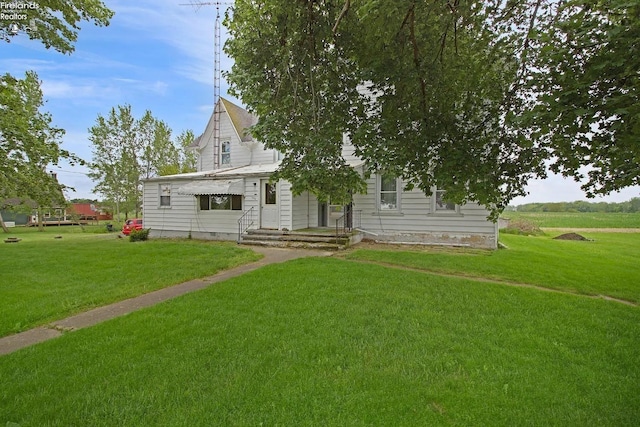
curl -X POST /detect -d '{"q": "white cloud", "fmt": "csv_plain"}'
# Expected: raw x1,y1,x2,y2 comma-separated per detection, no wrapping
110,0,227,86
39,76,169,104
0,58,58,74
40,79,102,99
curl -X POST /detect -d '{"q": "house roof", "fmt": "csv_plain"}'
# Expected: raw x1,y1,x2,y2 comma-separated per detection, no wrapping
220,98,258,143
214,162,281,177
144,165,250,181
70,203,96,216
188,98,258,150
145,160,366,183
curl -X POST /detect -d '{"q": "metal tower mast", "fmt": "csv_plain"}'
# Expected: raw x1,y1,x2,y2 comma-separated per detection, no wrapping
180,1,232,169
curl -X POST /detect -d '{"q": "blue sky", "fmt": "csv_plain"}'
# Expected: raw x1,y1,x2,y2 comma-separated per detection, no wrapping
1,0,638,205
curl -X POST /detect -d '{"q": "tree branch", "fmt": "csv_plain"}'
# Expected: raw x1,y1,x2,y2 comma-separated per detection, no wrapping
332,0,350,34
406,5,428,119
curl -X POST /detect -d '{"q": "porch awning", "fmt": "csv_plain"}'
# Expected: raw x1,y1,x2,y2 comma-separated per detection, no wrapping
177,179,244,196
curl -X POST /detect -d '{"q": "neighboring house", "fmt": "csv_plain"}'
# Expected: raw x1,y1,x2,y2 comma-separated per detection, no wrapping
68,203,113,221
1,174,73,226
143,97,498,248
0,198,34,226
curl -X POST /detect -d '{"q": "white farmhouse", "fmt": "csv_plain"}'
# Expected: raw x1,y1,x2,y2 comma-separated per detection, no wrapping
143,97,498,248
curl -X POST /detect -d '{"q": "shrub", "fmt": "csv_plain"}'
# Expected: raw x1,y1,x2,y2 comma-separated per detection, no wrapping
129,228,150,242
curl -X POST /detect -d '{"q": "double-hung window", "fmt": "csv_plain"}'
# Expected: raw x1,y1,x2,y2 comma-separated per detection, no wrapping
159,184,171,207
221,141,231,165
431,188,458,213
378,174,401,212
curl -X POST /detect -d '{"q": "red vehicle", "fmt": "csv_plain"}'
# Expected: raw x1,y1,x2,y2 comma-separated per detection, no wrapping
122,218,143,235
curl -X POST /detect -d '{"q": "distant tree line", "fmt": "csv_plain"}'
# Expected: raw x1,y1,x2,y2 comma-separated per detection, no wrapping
508,198,640,213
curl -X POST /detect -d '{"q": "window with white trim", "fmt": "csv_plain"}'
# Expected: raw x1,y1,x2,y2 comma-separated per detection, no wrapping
221,141,231,165
159,184,171,207
198,195,242,211
378,174,400,212
432,188,458,213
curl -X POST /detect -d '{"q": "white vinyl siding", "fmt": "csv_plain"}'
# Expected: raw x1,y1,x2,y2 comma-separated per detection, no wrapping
292,191,318,230
353,176,497,247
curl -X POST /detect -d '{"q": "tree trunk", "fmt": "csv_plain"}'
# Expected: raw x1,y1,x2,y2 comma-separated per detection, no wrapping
0,211,9,233
37,207,44,231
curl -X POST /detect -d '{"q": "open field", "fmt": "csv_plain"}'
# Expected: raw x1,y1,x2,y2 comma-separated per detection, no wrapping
344,233,640,304
500,211,640,228
0,227,261,337
1,257,638,425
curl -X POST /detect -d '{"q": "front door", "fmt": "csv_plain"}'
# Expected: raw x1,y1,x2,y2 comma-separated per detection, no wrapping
261,179,279,229
318,202,328,227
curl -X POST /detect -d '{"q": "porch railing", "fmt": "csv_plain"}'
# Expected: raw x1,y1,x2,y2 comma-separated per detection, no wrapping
237,207,255,243
335,206,361,237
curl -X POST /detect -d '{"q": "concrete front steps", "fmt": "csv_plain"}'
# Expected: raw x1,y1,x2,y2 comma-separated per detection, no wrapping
239,229,361,250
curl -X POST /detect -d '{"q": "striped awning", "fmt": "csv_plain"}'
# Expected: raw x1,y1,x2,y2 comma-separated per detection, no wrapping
177,179,244,196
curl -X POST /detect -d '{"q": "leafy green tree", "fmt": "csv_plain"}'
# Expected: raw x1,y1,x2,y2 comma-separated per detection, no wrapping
88,105,140,218
89,106,188,216
157,129,199,176
523,0,640,198
175,130,198,174
224,1,544,215
224,0,639,218
0,71,72,231
1,0,114,54
138,111,178,179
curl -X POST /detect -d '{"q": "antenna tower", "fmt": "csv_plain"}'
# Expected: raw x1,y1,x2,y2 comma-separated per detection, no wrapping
180,1,232,169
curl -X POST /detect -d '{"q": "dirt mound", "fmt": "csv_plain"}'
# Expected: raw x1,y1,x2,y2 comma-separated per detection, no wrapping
553,233,590,241
501,219,544,236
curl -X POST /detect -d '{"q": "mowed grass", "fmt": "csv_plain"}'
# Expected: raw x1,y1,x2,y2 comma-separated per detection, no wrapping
0,258,638,426
343,233,640,303
501,211,640,228
0,228,261,337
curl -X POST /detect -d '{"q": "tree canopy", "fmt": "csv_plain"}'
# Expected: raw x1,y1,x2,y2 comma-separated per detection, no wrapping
0,71,71,231
224,0,639,218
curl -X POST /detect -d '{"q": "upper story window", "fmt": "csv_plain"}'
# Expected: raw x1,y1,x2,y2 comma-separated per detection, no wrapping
378,173,400,212
159,184,171,207
432,188,458,213
221,141,231,165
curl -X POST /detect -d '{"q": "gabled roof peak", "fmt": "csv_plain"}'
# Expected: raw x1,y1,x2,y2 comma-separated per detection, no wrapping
218,97,258,142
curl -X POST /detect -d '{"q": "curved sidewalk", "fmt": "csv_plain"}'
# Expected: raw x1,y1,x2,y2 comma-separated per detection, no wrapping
0,246,331,356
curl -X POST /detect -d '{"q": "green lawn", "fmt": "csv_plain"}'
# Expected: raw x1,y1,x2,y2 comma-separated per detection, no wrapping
501,211,640,228
344,233,640,304
1,258,638,426
0,227,261,337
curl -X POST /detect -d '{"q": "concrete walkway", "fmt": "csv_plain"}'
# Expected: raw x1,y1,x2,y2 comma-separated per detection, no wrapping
0,246,331,356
